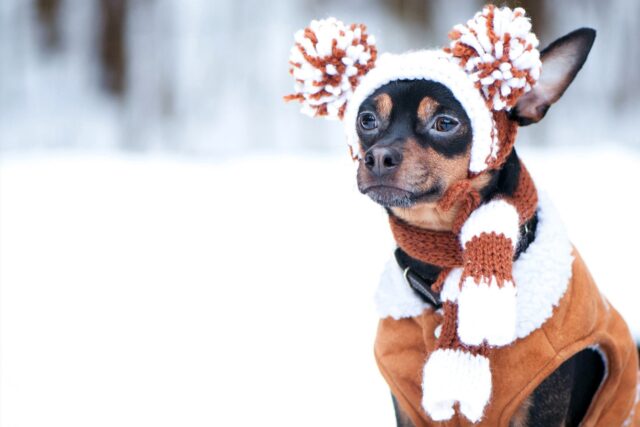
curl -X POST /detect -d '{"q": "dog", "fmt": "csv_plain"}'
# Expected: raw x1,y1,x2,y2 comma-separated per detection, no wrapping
356,28,635,427
356,33,604,426
286,7,639,426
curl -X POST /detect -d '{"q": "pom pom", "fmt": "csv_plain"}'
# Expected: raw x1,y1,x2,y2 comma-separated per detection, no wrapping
284,17,377,120
446,5,542,111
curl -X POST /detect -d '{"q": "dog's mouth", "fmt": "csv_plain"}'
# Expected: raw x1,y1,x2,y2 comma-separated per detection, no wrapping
360,184,441,207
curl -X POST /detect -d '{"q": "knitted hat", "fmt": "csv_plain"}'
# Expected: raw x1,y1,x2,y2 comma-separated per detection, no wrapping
285,5,542,173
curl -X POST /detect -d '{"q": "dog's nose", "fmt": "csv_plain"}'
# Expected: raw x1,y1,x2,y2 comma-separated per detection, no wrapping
364,147,402,177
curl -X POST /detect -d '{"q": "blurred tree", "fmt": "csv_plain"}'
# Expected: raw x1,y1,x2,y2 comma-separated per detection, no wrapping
100,0,127,96
381,0,431,28
35,0,62,50
380,0,546,40
11,0,639,152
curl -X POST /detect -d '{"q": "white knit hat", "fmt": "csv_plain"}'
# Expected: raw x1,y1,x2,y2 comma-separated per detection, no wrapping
285,5,542,173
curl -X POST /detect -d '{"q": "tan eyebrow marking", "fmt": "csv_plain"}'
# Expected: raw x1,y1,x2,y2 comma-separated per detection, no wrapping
374,93,393,121
418,97,439,124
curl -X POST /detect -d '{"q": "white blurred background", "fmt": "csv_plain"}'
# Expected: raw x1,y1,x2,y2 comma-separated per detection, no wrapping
0,1,639,426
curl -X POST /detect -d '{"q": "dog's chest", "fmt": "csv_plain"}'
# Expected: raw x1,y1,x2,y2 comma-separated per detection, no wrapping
375,193,573,340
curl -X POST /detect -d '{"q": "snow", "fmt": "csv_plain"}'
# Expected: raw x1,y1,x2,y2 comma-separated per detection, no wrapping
0,147,638,426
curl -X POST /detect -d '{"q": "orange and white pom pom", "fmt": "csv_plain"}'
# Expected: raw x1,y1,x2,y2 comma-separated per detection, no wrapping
285,18,377,120
447,5,542,111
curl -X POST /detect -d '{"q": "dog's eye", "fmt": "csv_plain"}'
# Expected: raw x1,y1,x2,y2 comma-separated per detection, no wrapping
432,116,459,133
358,112,378,131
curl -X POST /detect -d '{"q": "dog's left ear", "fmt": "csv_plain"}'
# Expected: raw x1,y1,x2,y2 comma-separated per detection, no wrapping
511,28,596,126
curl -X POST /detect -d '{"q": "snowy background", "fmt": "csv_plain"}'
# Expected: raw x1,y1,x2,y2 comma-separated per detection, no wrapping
1,1,639,426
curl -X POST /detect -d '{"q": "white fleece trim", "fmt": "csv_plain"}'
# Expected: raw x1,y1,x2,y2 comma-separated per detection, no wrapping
459,199,520,246
457,277,517,346
422,348,491,422
374,257,431,320
344,50,496,173
376,192,573,340
512,192,573,339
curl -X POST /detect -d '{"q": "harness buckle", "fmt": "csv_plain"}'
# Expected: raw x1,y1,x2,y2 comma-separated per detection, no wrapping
403,267,442,309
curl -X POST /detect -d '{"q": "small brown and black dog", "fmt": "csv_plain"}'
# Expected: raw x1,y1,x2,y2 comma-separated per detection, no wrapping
355,29,606,427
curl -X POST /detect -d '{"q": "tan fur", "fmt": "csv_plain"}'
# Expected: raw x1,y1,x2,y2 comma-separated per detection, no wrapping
509,396,532,427
358,94,492,231
393,203,457,231
390,139,492,231
417,97,438,124
375,93,393,121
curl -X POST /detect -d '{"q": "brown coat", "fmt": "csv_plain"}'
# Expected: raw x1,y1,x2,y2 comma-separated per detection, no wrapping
375,252,640,426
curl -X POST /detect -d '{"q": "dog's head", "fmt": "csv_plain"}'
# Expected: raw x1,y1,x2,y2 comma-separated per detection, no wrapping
355,28,595,210
355,79,473,208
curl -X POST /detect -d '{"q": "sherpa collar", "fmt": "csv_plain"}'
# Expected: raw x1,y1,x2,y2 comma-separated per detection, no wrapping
375,190,573,340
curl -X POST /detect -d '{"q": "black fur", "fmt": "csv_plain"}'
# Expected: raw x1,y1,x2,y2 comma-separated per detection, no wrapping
357,80,472,158
356,79,477,208
519,348,605,427
563,348,606,425
485,148,521,199
392,394,415,427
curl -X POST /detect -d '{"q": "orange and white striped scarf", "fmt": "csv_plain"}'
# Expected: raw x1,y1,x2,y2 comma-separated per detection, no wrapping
388,161,538,422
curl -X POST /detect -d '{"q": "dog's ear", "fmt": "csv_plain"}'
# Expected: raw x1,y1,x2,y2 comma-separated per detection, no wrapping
511,28,596,126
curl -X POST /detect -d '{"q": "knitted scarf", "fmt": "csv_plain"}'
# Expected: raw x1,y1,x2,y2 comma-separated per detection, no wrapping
389,163,538,353
388,161,539,421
